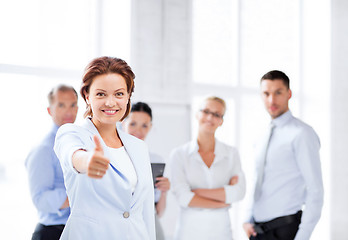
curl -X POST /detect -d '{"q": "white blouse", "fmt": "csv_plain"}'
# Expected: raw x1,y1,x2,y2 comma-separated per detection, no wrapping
170,139,246,240
107,146,138,193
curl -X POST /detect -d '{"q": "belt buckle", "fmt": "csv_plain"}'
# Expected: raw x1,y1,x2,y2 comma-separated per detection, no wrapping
254,224,265,234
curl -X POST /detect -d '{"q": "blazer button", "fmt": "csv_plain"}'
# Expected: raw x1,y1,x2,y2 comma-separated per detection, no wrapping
123,211,130,218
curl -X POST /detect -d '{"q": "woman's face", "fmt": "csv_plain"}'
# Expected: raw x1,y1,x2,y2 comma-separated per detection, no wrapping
86,73,129,127
124,111,152,141
197,99,225,134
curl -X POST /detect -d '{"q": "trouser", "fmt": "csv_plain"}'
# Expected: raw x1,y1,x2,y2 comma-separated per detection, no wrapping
250,211,302,240
31,223,65,240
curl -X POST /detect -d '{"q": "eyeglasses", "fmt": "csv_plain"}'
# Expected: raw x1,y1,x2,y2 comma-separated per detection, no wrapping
200,109,224,119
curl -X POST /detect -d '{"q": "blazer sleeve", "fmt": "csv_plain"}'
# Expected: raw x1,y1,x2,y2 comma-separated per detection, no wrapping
54,124,88,175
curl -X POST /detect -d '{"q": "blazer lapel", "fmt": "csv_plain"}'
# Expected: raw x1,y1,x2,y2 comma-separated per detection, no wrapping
81,119,146,206
81,118,131,185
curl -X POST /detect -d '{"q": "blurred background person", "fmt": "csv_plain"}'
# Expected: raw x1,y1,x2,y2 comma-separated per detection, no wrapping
54,57,155,240
25,84,78,240
123,101,171,240
243,70,324,240
170,96,246,240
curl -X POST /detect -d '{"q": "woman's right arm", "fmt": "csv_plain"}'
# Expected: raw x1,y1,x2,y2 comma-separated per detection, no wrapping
54,125,109,179
72,136,109,178
71,150,90,173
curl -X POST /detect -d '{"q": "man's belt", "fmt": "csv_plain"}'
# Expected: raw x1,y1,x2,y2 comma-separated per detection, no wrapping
254,211,302,234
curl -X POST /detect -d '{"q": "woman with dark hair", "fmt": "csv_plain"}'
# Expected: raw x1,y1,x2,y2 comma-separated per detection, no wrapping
123,102,170,240
54,57,155,240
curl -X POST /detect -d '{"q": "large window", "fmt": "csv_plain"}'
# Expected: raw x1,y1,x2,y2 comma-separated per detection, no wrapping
0,1,130,239
192,0,330,239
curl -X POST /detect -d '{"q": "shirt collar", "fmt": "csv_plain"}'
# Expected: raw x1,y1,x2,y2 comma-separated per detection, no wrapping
188,140,199,155
52,123,60,133
188,138,226,158
271,110,293,128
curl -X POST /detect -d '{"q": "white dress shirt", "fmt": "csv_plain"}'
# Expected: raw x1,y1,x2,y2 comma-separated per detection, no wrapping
170,139,246,240
107,146,138,193
249,110,324,240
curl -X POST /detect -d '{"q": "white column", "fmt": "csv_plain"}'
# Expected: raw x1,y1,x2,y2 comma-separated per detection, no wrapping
131,1,192,239
331,0,348,238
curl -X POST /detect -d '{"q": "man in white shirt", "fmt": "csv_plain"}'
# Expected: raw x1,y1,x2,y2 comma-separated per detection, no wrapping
243,70,324,240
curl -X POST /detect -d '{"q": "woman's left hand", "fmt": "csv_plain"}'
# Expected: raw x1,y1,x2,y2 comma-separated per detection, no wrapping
155,177,170,192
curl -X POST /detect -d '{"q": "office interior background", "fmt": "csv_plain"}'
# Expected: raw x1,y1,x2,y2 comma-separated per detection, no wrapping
0,0,347,239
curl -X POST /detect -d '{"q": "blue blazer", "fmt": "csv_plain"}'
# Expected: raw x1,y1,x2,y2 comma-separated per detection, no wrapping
54,118,155,240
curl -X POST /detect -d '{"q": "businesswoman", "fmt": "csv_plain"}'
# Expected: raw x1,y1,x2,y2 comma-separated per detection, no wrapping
123,102,170,240
54,57,155,240
170,96,246,240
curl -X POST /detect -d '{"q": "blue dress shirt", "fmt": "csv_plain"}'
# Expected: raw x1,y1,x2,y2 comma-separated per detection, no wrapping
25,124,70,225
248,110,324,240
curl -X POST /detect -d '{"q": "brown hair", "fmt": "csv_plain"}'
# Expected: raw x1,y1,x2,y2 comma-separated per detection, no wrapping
80,56,135,121
261,70,290,89
48,84,78,106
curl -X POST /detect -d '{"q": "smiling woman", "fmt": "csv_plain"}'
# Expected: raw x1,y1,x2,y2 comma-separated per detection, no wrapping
53,57,156,240
86,73,129,128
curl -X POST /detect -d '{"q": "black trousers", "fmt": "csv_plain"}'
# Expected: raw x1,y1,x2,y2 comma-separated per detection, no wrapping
250,213,301,240
31,223,65,240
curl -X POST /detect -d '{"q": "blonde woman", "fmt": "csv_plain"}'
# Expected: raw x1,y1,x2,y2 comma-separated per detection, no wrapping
170,96,246,240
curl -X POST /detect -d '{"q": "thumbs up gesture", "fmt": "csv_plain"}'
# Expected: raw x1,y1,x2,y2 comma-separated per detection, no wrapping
87,135,110,179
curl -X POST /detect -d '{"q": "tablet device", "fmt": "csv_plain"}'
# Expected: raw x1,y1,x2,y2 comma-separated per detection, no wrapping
151,163,165,186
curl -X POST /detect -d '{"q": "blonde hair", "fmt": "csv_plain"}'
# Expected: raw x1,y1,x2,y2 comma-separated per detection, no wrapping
204,96,226,113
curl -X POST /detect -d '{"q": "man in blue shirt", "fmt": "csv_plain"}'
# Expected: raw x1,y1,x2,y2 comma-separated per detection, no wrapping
26,84,78,240
243,70,324,240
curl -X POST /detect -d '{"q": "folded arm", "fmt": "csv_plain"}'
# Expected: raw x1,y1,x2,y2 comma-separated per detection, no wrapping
188,194,230,208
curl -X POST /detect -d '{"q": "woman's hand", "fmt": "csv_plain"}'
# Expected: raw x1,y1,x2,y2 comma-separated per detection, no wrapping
155,177,170,192
87,136,110,179
229,175,239,185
